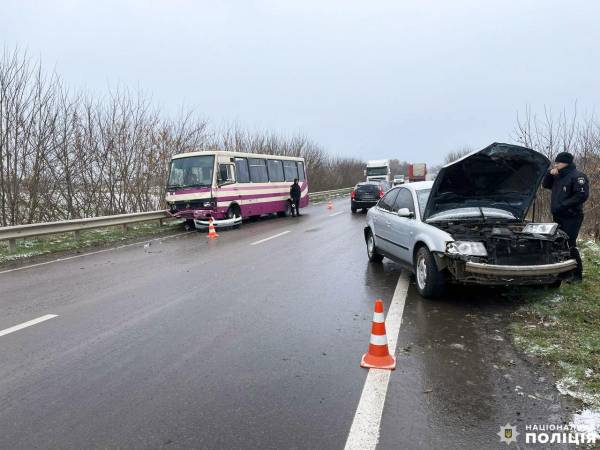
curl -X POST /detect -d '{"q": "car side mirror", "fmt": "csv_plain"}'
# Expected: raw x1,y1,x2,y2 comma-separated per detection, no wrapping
397,208,414,218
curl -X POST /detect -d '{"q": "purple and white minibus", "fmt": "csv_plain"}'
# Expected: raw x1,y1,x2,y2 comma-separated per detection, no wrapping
165,151,309,228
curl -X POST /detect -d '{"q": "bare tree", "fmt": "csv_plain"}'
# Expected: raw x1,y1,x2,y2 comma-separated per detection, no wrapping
0,47,362,226
515,105,600,236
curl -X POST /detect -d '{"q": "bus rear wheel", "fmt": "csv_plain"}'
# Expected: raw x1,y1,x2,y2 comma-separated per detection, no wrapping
277,201,292,217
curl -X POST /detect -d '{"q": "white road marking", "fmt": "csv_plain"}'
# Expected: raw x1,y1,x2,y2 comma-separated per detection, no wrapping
249,230,291,246
344,271,410,450
0,314,58,338
0,232,190,276
329,211,344,217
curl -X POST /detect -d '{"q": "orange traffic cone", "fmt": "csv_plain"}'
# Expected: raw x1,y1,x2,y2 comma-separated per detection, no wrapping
360,299,396,370
207,218,219,239
327,199,333,210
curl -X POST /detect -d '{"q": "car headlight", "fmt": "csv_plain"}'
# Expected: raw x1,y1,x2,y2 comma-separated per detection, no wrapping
523,222,558,235
446,241,488,257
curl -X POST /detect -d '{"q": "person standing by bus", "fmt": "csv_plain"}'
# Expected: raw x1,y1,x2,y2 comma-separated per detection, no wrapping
542,152,589,281
290,179,302,217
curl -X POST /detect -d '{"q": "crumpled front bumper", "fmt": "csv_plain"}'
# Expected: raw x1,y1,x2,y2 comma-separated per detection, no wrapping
167,208,224,221
465,259,577,276
194,216,242,229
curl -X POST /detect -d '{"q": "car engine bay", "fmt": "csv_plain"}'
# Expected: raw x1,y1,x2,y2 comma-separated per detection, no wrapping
432,220,573,284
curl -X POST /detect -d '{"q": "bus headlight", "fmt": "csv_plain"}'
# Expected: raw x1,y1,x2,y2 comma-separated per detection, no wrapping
446,241,488,257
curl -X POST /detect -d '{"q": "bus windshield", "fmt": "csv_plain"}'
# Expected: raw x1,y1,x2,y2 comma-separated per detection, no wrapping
167,155,215,188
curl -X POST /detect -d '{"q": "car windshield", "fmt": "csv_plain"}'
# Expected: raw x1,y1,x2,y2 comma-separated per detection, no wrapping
167,155,215,188
416,189,431,217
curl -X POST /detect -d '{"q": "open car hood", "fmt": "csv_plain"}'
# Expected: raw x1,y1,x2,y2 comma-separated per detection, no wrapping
423,143,550,222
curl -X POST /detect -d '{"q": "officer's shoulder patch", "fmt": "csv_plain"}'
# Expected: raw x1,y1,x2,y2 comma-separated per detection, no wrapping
578,177,586,185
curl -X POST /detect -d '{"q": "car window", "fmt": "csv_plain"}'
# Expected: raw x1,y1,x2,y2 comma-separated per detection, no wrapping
393,188,415,214
378,189,398,211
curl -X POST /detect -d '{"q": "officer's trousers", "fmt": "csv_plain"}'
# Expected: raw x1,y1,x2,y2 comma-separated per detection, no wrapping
553,214,584,279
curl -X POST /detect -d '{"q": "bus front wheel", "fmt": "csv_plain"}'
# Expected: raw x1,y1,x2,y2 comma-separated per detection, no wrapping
227,205,242,229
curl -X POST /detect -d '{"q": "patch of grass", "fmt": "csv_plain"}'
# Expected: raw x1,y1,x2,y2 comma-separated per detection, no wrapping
511,240,600,407
0,220,183,265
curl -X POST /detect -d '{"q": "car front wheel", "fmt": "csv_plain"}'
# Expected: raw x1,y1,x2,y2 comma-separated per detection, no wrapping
414,246,445,298
366,230,383,263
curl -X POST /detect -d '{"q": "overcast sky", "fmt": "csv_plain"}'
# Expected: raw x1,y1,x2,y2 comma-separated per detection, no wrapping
2,0,599,164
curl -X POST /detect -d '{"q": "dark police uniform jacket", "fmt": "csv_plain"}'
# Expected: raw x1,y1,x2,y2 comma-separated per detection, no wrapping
290,183,301,200
542,164,589,218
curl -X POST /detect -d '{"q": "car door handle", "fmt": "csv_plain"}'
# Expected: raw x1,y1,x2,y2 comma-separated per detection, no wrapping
385,221,391,226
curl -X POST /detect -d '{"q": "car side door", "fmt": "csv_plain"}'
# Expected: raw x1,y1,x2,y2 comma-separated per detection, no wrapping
372,188,399,254
387,188,417,263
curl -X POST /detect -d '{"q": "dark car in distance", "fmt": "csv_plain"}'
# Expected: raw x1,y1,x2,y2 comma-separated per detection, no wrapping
351,181,390,213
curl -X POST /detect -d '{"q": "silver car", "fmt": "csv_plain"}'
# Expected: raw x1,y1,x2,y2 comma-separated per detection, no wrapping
364,143,578,298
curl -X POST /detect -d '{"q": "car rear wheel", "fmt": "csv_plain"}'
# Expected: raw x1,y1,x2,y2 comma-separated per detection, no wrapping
185,219,195,231
414,246,445,298
351,206,357,213
366,230,383,263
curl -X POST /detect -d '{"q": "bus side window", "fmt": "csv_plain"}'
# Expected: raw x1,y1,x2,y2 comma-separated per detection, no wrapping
297,161,305,181
218,164,235,184
283,161,298,182
235,158,250,183
249,158,268,183
267,160,284,182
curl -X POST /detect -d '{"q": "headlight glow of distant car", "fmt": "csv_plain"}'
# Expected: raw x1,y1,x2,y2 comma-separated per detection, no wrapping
446,241,488,257
523,222,558,235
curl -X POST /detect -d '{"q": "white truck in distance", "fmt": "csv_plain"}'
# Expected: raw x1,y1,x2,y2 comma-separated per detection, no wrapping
365,159,391,182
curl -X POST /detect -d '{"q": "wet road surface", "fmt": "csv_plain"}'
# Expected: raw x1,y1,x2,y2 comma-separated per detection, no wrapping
379,284,572,449
0,199,571,449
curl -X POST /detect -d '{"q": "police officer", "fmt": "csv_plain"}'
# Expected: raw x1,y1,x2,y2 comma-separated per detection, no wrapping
542,152,589,280
290,178,302,217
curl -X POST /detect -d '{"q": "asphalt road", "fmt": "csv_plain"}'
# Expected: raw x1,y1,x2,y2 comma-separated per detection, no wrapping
0,199,572,449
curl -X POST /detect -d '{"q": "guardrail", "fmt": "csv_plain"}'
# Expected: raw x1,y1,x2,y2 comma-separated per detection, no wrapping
308,187,353,201
0,187,353,252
